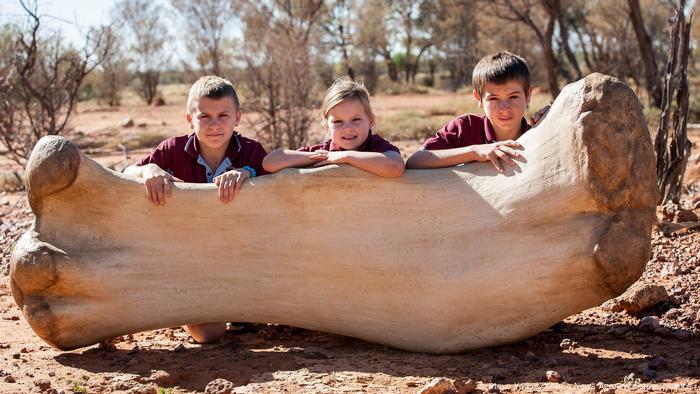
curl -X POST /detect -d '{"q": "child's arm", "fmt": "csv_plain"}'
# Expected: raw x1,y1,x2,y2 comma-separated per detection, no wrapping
123,163,182,205
405,140,523,173
311,150,405,178
262,149,323,173
212,168,252,204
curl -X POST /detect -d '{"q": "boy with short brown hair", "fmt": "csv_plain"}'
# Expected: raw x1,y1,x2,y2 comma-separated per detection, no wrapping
124,75,268,343
406,51,544,172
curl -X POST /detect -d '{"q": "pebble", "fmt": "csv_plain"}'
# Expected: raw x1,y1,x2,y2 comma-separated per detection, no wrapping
559,338,577,350
545,370,562,382
638,316,661,332
648,356,668,370
486,383,500,393
173,343,186,353
417,378,456,394
4,375,16,383
607,326,631,337
204,378,235,394
454,378,478,393
34,378,51,391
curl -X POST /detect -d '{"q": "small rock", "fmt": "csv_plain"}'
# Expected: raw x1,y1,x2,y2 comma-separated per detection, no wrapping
128,345,140,355
638,316,661,332
417,378,457,394
454,378,478,394
608,326,631,337
4,375,15,383
34,378,51,391
486,383,500,393
204,378,235,394
664,308,682,320
639,368,657,381
11,353,20,359
648,356,668,370
406,381,420,387
545,370,562,382
173,343,186,353
559,338,577,350
605,283,669,315
121,118,135,128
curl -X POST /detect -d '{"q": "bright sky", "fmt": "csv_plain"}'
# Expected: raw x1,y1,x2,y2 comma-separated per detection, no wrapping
1,0,117,46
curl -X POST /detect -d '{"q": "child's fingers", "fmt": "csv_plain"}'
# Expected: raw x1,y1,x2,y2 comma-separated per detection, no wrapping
496,149,516,166
218,179,227,202
498,146,522,158
308,153,327,160
489,154,504,173
165,179,173,198
500,140,523,149
233,173,245,196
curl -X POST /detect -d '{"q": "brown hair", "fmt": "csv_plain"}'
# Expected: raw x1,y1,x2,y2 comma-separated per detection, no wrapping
187,75,240,114
472,51,531,98
321,77,375,124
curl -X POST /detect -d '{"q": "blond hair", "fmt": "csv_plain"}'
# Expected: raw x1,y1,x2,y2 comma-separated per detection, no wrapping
187,75,240,114
472,51,531,98
321,77,375,124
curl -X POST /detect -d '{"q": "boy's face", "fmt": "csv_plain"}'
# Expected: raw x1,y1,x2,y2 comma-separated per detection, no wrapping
474,80,531,139
325,99,374,150
186,96,241,153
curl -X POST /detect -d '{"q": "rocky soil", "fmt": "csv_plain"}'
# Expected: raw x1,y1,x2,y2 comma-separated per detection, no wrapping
0,106,699,393
1,184,700,393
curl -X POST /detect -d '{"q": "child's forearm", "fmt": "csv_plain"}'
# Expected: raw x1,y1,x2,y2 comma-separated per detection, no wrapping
345,152,405,178
405,147,477,169
262,149,316,173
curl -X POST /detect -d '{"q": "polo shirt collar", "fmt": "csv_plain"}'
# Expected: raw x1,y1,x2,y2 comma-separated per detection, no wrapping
184,132,242,160
326,130,374,151
483,118,530,143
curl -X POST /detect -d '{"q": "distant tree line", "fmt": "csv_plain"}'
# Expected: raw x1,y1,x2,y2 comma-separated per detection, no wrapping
0,0,696,166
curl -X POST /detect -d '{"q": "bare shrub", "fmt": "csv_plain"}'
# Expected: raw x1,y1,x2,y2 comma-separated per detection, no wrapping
241,1,324,150
112,0,171,105
0,1,112,164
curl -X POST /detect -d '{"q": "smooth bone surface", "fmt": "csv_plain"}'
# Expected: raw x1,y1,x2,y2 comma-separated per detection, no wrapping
11,74,656,353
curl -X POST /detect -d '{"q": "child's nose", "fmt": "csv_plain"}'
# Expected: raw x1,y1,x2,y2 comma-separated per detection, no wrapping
498,100,511,110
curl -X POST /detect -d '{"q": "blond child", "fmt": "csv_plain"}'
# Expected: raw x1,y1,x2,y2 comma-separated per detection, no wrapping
263,78,404,177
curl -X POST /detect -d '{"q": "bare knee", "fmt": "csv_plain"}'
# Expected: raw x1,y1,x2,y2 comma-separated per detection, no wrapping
183,322,226,344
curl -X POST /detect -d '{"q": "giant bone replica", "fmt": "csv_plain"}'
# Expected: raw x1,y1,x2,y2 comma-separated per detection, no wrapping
11,74,656,353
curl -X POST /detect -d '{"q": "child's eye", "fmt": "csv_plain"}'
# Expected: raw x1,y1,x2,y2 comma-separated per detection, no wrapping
333,120,343,124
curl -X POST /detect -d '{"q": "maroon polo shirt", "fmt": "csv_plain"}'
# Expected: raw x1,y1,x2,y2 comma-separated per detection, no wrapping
135,132,269,183
297,131,400,154
422,114,530,150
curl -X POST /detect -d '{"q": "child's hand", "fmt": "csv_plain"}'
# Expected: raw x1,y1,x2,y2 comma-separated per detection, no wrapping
471,141,523,173
529,104,551,125
142,164,182,206
213,168,251,203
310,150,352,167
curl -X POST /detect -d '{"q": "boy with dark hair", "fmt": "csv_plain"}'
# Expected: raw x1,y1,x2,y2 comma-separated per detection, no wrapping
124,75,268,343
406,51,545,172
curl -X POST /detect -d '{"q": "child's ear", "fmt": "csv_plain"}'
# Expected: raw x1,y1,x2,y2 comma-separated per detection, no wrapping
234,110,242,126
473,90,483,109
526,86,532,103
186,113,194,129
